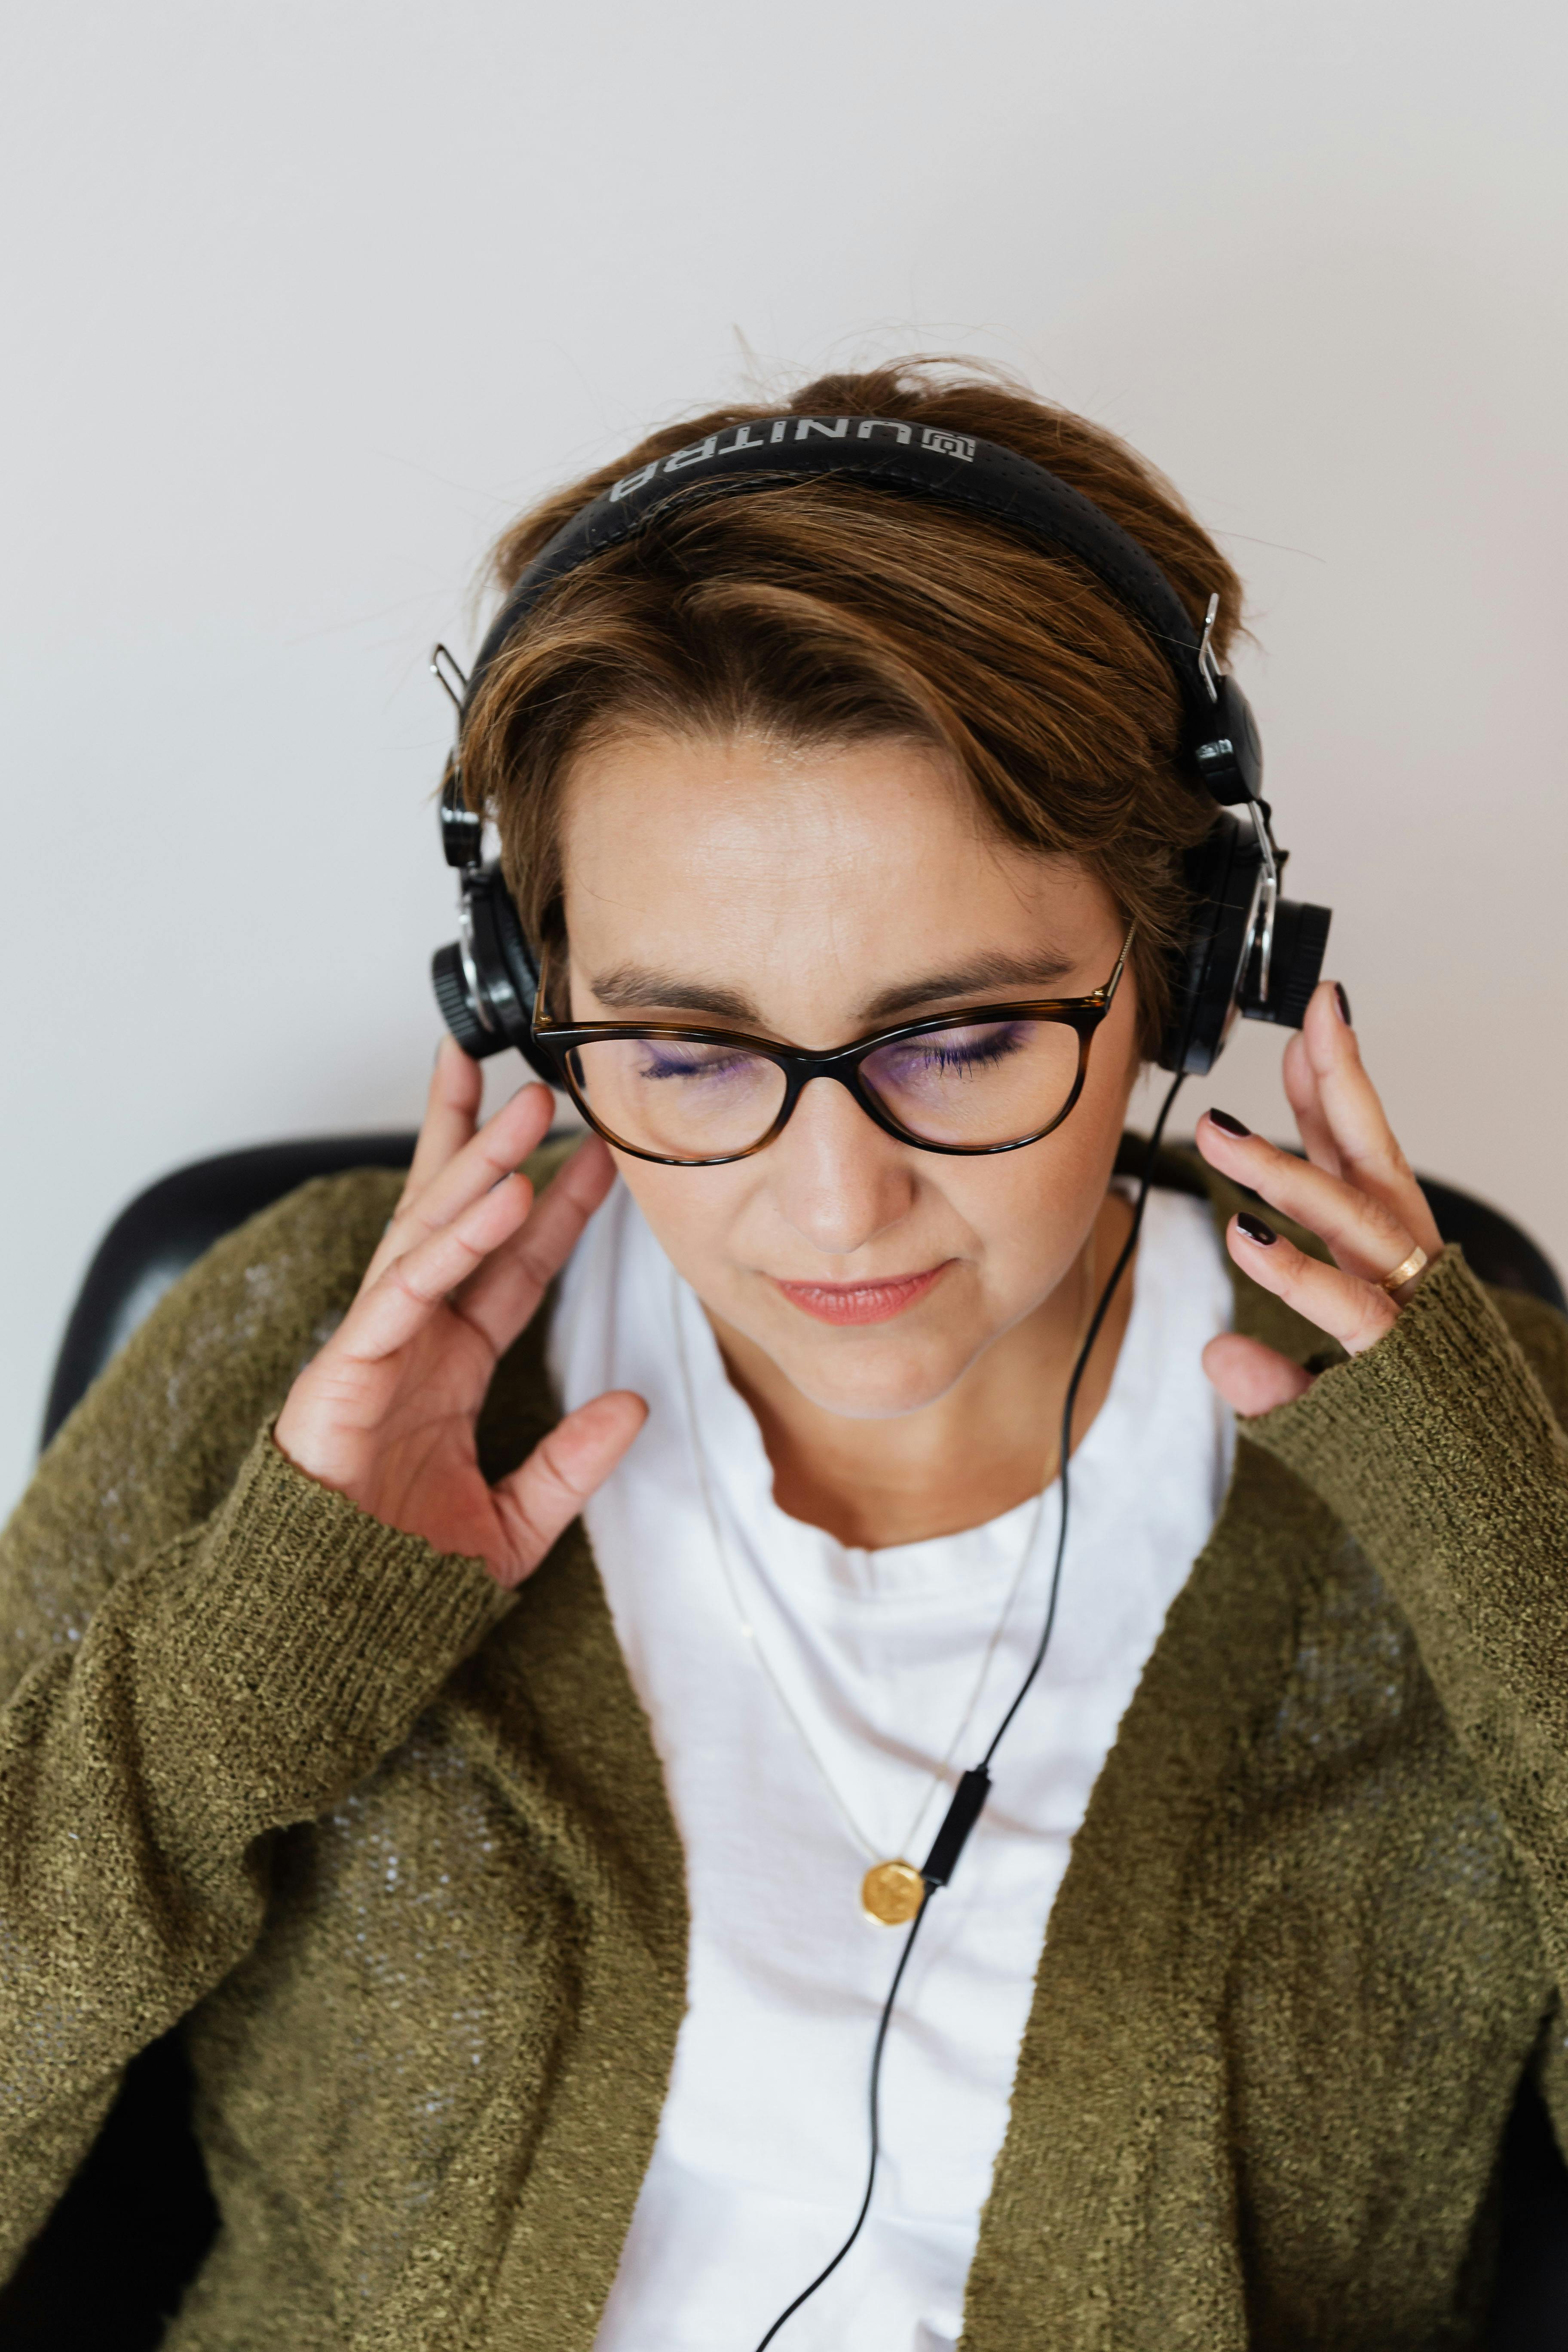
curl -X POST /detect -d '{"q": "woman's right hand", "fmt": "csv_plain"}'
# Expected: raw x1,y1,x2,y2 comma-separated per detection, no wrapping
273,1039,646,1587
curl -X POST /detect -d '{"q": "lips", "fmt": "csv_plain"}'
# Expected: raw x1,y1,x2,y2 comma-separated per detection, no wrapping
769,1265,949,1325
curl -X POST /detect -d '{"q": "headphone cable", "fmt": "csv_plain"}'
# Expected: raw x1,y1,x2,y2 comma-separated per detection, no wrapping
750,1882,934,2351
982,1069,1186,1770
748,1067,1188,2351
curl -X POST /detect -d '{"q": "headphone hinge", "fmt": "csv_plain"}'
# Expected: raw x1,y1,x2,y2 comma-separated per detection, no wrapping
1191,674,1264,805
439,761,485,870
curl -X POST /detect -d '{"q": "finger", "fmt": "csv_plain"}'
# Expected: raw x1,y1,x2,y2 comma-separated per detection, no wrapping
1296,984,1442,1255
1195,1112,1421,1286
488,1389,648,1588
398,1037,484,1211
1226,1211,1400,1357
1282,1029,1341,1179
454,1135,618,1355
341,1173,535,1363
1202,1332,1314,1416
364,1081,554,1288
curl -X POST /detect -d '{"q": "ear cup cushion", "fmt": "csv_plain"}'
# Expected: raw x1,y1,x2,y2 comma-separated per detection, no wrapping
462,870,557,1082
1158,813,1259,1076
491,882,542,1011
493,886,560,1085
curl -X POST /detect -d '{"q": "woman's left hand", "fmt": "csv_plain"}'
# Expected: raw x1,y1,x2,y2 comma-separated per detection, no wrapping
1194,980,1445,1417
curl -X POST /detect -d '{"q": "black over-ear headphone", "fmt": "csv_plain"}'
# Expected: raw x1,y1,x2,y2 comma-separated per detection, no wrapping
431,416,1329,1077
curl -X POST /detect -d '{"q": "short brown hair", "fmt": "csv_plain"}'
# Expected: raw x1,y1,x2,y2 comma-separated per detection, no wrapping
461,361,1244,1056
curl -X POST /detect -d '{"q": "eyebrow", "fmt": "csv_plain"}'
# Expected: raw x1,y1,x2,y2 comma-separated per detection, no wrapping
584,950,1082,1028
863,953,1080,1020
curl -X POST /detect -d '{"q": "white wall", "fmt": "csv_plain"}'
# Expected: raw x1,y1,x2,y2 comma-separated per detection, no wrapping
3,0,1565,1519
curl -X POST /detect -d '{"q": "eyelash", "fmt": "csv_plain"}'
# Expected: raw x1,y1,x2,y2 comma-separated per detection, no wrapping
637,1046,758,1082
930,1030,1021,1069
877,1025,1026,1078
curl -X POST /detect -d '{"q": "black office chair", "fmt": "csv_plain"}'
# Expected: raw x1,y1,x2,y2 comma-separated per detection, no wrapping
3,1135,1565,2349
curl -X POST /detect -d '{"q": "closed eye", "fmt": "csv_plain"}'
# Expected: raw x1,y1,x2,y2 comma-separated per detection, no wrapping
872,1021,1031,1083
635,1042,766,1084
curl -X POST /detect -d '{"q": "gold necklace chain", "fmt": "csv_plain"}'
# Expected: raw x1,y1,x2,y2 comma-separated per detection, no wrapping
668,1228,1099,1926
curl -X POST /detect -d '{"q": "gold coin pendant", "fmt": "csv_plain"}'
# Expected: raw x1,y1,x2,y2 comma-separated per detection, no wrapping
861,1859,925,1926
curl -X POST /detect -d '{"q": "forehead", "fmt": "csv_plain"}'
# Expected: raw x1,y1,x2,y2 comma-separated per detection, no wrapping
557,729,1112,952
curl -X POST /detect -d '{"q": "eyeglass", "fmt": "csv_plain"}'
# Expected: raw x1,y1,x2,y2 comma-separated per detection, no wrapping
527,923,1135,1167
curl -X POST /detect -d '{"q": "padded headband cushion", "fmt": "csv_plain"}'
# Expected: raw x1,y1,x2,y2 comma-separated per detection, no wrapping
461,416,1260,805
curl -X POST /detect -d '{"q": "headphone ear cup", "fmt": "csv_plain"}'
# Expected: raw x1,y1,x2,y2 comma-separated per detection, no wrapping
431,867,558,1083
431,940,507,1060
1158,813,1258,1076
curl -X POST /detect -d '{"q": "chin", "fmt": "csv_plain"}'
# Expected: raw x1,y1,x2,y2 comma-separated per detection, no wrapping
768,1329,976,1423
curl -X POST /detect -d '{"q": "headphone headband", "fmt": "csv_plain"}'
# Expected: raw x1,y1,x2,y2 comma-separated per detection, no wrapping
432,410,1328,1084
461,415,1261,810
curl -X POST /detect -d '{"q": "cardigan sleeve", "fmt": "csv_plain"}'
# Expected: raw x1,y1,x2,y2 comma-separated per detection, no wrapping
0,1170,512,2273
1242,1245,1568,2034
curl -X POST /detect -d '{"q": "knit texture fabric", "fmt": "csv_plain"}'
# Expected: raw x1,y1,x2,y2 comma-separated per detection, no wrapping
2,1147,1565,2349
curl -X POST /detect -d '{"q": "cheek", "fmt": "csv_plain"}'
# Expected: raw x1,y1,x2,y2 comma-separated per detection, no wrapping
1101,983,1145,1105
943,1158,1082,1286
608,1153,757,1293
940,1083,1131,1288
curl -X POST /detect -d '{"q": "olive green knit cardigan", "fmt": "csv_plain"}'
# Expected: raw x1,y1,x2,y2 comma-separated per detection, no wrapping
3,1149,1567,2351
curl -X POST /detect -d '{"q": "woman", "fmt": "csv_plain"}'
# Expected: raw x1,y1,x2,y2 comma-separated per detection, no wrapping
4,363,1565,2352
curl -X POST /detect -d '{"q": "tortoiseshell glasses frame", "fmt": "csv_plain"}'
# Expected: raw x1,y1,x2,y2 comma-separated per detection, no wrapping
525,923,1136,1168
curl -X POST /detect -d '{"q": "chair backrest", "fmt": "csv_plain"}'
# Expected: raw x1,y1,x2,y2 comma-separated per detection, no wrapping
1412,1175,1565,1317
42,1133,423,1450
12,1134,1568,2349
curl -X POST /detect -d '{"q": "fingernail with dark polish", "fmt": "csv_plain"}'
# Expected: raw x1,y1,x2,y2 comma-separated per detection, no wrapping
1208,1108,1251,1137
1237,1212,1277,1247
1333,982,1353,1027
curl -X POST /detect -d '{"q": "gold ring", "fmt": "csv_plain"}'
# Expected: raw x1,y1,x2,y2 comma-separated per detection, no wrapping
1378,1244,1429,1295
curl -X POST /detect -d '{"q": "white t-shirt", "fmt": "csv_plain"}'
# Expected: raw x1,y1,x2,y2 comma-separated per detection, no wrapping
548,1182,1235,2352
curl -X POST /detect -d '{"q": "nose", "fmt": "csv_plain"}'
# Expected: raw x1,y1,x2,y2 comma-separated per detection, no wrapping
764,1073,918,1259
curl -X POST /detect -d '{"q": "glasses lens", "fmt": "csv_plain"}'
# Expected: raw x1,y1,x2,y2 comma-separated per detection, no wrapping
567,1036,788,1161
858,1017,1082,1147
